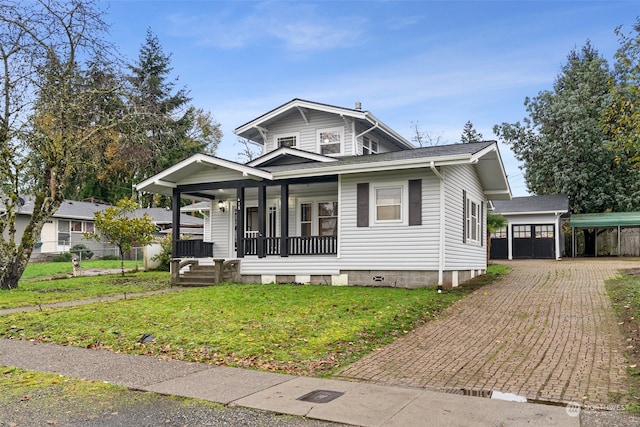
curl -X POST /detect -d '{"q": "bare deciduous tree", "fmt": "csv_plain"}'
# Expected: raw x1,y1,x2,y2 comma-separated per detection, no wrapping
0,0,117,289
409,121,445,147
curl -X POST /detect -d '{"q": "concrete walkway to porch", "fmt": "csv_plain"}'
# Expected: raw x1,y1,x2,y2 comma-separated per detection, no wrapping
338,259,632,407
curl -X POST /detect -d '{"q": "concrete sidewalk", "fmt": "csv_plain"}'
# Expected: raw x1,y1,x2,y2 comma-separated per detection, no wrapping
0,339,577,426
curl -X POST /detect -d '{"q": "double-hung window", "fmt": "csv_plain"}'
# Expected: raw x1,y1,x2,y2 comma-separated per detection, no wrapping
375,186,402,222
318,202,338,236
300,203,312,237
362,136,379,155
465,198,481,242
298,201,338,236
317,127,343,155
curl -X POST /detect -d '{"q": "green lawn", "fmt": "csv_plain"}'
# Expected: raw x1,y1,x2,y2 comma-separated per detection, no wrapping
21,260,141,281
0,265,509,376
0,271,170,310
606,272,640,415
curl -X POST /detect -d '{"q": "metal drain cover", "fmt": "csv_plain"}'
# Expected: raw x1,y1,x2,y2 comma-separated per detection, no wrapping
297,389,344,403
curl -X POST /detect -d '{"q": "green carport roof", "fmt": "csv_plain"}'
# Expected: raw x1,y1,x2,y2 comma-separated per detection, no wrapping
570,212,640,228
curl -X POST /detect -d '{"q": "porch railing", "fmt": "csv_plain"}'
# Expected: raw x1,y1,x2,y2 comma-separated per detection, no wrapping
174,240,214,258
242,235,337,256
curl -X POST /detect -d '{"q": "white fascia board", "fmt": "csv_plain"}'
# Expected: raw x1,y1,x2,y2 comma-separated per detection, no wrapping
235,99,368,136
248,147,337,167
197,155,273,180
472,143,512,195
136,153,272,192
272,156,472,179
136,154,202,191
498,210,569,216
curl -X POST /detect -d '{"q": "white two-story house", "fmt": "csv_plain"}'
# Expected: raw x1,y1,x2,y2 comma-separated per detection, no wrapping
136,99,511,288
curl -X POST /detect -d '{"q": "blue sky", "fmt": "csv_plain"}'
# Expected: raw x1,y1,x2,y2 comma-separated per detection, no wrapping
105,0,637,197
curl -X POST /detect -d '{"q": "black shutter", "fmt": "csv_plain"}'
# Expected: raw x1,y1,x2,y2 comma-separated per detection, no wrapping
408,179,422,226
357,183,369,227
462,190,467,243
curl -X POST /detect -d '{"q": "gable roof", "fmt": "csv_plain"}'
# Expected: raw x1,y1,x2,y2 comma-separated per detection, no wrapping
492,194,569,215
3,196,111,221
248,146,337,167
234,98,414,150
136,140,512,201
263,141,511,200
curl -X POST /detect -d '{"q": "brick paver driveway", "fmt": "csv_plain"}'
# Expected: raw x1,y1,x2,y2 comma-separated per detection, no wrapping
338,259,632,406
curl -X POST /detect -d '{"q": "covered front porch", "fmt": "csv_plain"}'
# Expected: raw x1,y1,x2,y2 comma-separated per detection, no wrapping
172,175,339,260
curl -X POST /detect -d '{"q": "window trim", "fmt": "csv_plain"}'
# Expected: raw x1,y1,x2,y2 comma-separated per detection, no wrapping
317,127,344,156
362,136,379,155
274,132,300,149
371,183,407,225
297,199,338,236
465,196,482,244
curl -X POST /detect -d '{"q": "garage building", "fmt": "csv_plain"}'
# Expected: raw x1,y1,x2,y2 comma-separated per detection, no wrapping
490,194,569,260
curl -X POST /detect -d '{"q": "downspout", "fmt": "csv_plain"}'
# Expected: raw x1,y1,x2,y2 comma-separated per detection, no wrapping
430,161,445,291
355,121,380,155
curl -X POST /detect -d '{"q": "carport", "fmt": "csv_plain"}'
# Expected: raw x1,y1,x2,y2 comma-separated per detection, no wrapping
570,212,640,257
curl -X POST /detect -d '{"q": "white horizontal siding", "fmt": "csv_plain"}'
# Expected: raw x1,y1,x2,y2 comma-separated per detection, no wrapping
240,256,340,275
209,206,231,258
504,214,559,225
444,164,487,270
339,169,441,270
265,110,354,155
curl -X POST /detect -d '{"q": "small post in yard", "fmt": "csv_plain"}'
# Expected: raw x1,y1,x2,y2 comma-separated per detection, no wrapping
72,256,81,277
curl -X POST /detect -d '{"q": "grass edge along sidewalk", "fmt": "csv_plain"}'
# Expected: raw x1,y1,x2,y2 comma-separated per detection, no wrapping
606,270,640,416
0,264,510,377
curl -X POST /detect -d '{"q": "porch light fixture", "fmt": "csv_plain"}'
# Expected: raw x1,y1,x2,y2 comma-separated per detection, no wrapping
218,200,227,213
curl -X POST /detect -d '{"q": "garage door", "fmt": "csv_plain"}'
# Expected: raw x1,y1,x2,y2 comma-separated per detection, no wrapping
512,224,555,259
490,226,508,259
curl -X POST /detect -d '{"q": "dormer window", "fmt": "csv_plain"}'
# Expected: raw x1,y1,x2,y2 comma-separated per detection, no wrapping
275,133,299,149
317,127,343,155
363,136,379,155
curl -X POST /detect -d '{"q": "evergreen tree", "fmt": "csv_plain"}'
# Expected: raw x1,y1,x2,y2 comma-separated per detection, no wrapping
460,121,483,143
602,18,640,168
494,42,639,215
110,29,222,206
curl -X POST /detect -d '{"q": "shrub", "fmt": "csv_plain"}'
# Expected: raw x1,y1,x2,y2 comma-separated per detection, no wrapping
70,244,93,260
101,254,119,261
51,252,73,262
152,233,172,271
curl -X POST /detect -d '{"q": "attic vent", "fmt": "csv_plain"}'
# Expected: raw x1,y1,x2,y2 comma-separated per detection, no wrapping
355,102,362,110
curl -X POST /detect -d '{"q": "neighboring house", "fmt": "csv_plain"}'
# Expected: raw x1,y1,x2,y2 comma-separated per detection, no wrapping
1,197,202,260
131,207,204,238
136,99,511,288
490,194,569,260
5,197,118,259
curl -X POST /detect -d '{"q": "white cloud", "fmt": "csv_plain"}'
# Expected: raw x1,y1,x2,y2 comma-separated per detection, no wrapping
166,2,367,52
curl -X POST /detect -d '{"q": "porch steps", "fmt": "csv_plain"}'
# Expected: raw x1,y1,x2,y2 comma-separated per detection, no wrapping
179,265,216,287
176,261,241,286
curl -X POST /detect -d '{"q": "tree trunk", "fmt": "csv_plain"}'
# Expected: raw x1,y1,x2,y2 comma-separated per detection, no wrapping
0,252,29,290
